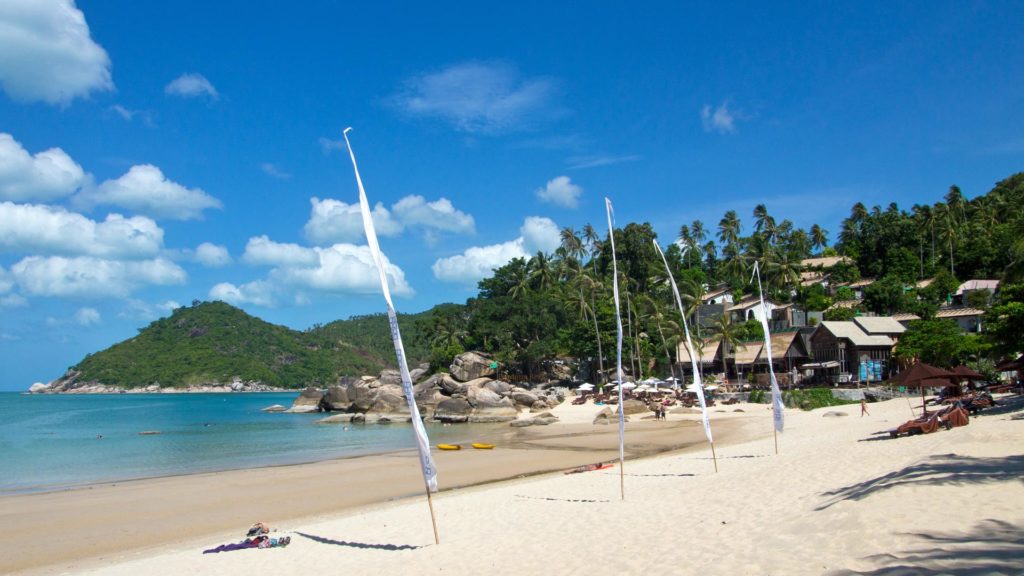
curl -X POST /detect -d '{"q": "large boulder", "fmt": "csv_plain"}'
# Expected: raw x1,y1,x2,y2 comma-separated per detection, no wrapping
261,404,287,412
469,406,518,423
467,386,514,409
369,385,410,415
345,379,377,412
463,377,495,390
289,387,323,412
511,389,539,407
378,369,402,386
321,379,356,411
449,352,497,382
433,398,471,423
440,374,468,396
409,367,428,383
28,382,49,394
413,379,445,412
485,380,514,396
593,406,614,425
617,399,649,416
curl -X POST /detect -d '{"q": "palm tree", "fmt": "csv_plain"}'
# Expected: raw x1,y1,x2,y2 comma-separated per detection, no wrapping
718,210,741,247
527,251,555,291
710,313,743,384
560,226,584,262
810,224,828,253
691,220,706,246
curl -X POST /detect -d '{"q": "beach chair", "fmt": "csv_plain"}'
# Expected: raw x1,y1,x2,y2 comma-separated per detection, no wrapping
889,414,945,438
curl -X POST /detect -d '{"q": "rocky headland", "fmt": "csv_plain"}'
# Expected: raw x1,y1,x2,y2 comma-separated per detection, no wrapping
281,351,567,426
27,370,285,394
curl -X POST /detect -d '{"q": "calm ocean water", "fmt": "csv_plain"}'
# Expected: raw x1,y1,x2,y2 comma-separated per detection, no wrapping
0,392,468,494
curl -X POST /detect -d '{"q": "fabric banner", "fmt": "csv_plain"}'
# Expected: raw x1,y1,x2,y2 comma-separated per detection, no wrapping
752,262,785,432
343,128,438,492
653,240,713,443
604,198,626,465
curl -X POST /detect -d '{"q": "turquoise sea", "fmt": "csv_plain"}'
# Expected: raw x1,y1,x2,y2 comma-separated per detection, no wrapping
0,392,468,495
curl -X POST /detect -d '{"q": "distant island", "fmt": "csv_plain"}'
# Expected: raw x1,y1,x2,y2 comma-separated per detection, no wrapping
29,301,435,393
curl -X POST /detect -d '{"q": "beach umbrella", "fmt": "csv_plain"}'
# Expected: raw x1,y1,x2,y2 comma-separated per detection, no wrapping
951,365,985,380
889,362,958,416
621,382,637,389
577,383,595,391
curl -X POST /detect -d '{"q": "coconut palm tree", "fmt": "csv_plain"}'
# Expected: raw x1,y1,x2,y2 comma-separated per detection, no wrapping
718,210,741,247
810,224,828,253
710,312,744,384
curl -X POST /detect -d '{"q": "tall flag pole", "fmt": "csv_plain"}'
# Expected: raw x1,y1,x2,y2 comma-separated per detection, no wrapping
652,240,718,472
342,128,440,544
604,198,626,501
751,261,785,454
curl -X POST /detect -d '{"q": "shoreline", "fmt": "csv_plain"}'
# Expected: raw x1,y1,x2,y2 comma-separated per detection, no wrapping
2,402,753,575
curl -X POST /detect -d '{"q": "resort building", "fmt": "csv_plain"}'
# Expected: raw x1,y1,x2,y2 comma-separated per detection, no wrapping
807,320,898,384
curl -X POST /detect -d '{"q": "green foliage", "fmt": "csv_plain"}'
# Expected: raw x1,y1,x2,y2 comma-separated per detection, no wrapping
862,276,910,315
782,388,858,411
984,283,1024,358
824,307,858,321
748,389,765,403
894,319,987,367
735,319,765,341
834,286,856,301
965,289,992,309
73,301,434,388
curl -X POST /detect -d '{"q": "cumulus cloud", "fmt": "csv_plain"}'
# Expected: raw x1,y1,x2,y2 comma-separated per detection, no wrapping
109,105,154,126
165,73,218,100
238,235,413,298
77,164,222,220
303,198,402,245
0,264,12,293
270,244,413,297
210,280,276,307
74,307,100,326
393,62,557,133
701,101,738,134
242,235,319,267
10,256,186,298
0,133,86,201
535,176,582,208
194,242,231,267
1,293,27,308
392,195,475,234
0,201,163,258
0,0,113,105
432,216,560,284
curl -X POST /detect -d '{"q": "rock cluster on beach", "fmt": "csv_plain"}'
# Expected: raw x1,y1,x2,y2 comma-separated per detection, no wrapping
27,371,284,394
285,351,565,425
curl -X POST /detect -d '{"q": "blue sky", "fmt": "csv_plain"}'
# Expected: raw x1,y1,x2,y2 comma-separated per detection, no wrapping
1,1,1022,391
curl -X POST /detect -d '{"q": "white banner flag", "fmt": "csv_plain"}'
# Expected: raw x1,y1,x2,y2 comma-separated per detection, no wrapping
752,262,785,432
343,128,438,492
653,240,713,443
604,198,626,466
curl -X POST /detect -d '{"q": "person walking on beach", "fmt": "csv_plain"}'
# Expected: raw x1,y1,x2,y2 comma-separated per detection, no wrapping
860,398,870,417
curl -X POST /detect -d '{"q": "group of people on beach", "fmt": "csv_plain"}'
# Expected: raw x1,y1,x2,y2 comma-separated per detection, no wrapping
650,398,670,421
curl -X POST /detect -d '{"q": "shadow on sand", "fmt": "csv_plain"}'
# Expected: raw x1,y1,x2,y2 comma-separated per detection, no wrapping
295,532,421,551
816,453,1024,511
830,519,1024,575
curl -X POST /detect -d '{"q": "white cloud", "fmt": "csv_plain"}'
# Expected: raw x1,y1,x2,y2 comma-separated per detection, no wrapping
109,105,154,126
303,198,402,245
270,244,413,297
165,73,218,100
701,101,738,134
520,216,561,253
194,242,231,267
259,163,290,179
0,133,85,201
432,216,560,284
242,235,319,267
0,0,113,105
318,137,345,154
79,164,222,220
394,62,557,133
210,280,276,307
566,154,642,170
0,264,12,293
535,176,582,208
74,307,100,326
117,298,180,321
0,201,163,258
392,195,475,234
1,293,27,308
10,256,186,298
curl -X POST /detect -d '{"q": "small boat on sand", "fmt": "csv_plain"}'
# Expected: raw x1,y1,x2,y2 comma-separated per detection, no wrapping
471,443,495,450
436,444,462,450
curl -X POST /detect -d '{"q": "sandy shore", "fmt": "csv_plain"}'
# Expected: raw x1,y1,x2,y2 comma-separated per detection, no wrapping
4,396,1022,575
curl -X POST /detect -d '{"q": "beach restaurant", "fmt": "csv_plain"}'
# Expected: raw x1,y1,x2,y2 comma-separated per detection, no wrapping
807,318,901,384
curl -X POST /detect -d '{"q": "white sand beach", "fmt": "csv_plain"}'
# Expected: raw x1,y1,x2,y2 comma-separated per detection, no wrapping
6,395,1023,575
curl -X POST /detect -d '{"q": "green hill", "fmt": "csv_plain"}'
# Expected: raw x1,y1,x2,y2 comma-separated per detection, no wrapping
71,301,435,389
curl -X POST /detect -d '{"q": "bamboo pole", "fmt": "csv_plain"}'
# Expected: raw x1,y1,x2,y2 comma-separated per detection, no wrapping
425,487,440,545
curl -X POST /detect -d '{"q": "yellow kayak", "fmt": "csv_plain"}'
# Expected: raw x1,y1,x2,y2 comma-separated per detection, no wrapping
472,443,495,450
436,443,462,451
